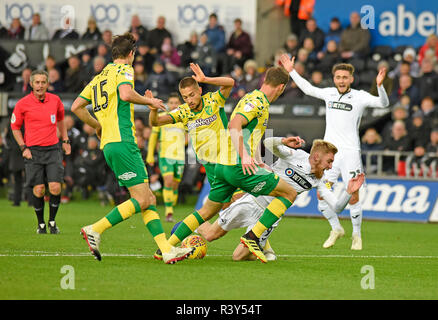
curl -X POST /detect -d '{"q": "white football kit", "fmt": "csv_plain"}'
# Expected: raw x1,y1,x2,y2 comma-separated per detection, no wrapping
217,137,352,248
289,69,389,183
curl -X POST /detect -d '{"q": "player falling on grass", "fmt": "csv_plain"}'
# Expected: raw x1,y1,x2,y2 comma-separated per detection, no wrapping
147,93,187,223
71,32,193,263
148,62,235,260
279,54,389,250
197,137,364,261
166,66,300,263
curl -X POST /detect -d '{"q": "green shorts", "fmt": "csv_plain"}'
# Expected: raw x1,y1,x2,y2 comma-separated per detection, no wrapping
103,142,148,188
203,162,217,186
159,157,185,181
208,163,280,203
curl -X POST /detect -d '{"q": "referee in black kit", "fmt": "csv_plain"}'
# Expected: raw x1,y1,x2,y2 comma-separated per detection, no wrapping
10,70,71,234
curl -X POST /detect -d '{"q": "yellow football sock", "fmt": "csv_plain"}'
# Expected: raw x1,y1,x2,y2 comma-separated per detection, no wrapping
92,198,141,234
142,205,172,254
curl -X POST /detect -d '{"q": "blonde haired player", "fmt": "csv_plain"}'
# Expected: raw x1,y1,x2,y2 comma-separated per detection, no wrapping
280,54,389,250
147,93,187,222
197,137,365,261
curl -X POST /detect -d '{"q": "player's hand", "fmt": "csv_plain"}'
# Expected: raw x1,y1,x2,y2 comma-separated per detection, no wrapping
241,154,259,175
279,54,295,73
148,98,166,112
256,161,273,172
282,136,305,149
376,67,387,87
22,148,32,159
347,173,365,194
62,142,71,155
190,63,206,83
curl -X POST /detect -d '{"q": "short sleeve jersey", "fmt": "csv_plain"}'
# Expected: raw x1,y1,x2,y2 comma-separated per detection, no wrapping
219,89,270,165
152,114,186,161
79,63,136,149
168,90,227,163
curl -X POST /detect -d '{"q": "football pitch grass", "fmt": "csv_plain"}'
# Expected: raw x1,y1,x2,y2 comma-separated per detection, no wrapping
0,197,437,300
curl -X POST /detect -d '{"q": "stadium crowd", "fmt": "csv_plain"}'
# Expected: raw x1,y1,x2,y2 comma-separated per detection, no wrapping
1,9,438,207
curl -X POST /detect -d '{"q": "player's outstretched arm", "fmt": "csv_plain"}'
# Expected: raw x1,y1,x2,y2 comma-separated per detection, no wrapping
366,68,390,108
118,84,166,111
190,63,235,98
264,136,305,159
279,54,327,100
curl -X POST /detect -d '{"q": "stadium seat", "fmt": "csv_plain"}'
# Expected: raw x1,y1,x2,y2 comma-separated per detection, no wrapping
349,58,365,72
372,45,393,59
359,70,376,87
366,58,378,71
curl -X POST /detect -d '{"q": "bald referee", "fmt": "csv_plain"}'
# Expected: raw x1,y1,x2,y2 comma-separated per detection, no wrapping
11,70,71,234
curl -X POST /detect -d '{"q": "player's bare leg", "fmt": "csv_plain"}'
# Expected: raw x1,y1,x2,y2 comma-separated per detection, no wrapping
197,220,228,242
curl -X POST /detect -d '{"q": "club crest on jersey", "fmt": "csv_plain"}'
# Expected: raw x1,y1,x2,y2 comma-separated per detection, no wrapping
244,103,255,112
285,167,312,189
50,114,56,124
124,72,134,80
328,101,352,111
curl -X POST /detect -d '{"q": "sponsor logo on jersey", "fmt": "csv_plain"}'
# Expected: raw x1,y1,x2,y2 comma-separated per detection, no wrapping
187,114,217,131
328,101,353,111
124,72,133,80
244,102,255,112
285,168,312,190
118,172,137,181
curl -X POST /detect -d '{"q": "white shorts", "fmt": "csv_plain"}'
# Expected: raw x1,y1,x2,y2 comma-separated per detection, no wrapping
323,149,364,184
217,193,280,248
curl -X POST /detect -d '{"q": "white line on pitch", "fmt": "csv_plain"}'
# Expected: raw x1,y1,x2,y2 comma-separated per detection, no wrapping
0,252,437,259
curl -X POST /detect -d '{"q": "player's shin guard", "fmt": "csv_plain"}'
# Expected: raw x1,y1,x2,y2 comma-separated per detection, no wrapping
168,211,205,246
318,199,342,231
252,197,291,238
349,202,362,236
92,198,141,234
142,205,172,254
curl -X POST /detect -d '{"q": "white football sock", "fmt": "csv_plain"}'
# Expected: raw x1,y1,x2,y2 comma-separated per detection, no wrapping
349,202,362,237
318,199,342,231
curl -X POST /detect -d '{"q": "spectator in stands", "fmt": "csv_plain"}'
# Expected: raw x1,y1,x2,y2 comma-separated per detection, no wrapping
44,55,58,73
101,29,113,48
76,123,97,154
7,18,25,39
13,68,32,94
0,135,9,189
81,17,101,41
5,126,25,207
25,13,49,40
281,61,306,99
339,11,370,59
418,34,438,66
225,18,254,72
316,40,340,75
302,37,318,64
204,13,226,54
409,110,431,148
296,47,315,74
323,17,342,49
299,17,325,52
420,96,438,129
370,61,393,97
0,21,8,38
96,43,111,64
409,144,427,176
52,17,79,40
193,32,217,77
417,59,438,103
63,55,83,93
382,120,413,174
128,14,148,43
82,55,106,85
160,37,182,74
178,31,198,69
310,70,331,88
390,74,420,109
389,48,421,79
424,128,438,172
361,127,384,174
48,68,64,93
381,101,409,138
242,59,262,93
136,40,156,74
144,60,175,100
133,59,147,95
284,33,299,57
147,16,172,55
229,65,246,99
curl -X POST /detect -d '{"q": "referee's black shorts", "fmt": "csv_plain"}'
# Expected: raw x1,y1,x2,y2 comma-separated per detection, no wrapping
24,144,64,187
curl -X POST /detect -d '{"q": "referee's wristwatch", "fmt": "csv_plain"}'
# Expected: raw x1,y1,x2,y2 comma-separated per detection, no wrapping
19,144,28,152
62,140,71,144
